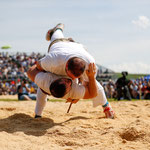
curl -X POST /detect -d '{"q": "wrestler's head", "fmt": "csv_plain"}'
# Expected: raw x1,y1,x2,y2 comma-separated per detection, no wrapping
65,57,86,80
50,78,72,98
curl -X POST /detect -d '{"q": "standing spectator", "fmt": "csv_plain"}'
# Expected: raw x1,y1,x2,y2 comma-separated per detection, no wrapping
116,71,132,100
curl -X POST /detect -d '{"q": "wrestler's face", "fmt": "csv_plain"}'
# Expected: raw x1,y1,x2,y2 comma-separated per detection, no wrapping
65,64,81,80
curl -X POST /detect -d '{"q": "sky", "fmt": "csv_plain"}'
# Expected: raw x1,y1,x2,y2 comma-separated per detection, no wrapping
0,0,150,74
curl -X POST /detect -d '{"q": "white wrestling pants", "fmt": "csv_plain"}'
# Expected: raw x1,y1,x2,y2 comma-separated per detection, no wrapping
35,88,47,116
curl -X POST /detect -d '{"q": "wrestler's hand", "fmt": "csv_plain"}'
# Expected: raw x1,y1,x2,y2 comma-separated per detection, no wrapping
86,63,96,78
66,98,80,104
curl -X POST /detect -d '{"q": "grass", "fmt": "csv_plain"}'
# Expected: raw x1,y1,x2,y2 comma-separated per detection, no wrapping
0,98,65,102
0,98,148,102
115,73,148,80
0,99,19,102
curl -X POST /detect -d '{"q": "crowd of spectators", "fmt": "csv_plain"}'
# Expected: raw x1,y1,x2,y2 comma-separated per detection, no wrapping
101,75,150,100
0,52,44,96
0,52,150,100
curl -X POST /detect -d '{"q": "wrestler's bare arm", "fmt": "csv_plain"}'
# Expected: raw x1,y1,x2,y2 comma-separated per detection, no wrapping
83,63,98,99
66,63,98,103
27,64,41,82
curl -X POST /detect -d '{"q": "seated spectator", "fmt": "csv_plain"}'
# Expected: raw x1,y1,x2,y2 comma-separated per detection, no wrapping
138,80,143,99
143,81,150,99
17,79,36,100
30,84,37,94
129,80,139,99
10,84,17,95
107,79,115,99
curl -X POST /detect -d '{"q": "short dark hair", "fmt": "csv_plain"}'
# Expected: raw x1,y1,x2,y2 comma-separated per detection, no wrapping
50,78,72,98
67,57,86,77
122,71,128,77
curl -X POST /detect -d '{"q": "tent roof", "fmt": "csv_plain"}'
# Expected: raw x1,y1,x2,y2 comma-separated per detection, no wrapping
96,64,115,74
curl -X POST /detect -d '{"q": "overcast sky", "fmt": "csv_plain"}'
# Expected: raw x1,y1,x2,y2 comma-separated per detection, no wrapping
0,0,150,74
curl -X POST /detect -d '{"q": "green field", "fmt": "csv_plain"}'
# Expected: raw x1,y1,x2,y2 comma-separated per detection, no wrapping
0,98,148,102
115,72,148,80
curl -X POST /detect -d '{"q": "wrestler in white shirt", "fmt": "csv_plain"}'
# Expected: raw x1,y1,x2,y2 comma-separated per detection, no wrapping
27,63,97,117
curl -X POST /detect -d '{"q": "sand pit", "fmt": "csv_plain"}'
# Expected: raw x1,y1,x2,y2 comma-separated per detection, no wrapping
0,100,150,150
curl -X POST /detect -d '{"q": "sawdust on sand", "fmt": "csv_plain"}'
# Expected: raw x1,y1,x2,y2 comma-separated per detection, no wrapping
0,99,150,150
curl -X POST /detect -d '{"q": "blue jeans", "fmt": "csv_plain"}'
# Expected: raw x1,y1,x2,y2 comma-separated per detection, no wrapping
19,94,36,100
